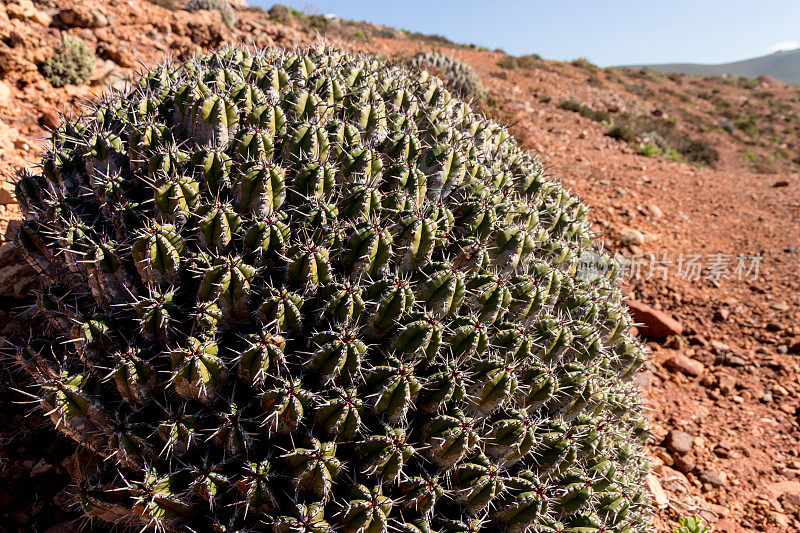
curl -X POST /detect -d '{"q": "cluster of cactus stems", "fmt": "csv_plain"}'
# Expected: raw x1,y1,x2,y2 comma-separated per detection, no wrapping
410,52,487,101
13,45,651,532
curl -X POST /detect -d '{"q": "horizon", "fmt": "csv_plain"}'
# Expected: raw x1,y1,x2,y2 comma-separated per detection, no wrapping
252,0,800,67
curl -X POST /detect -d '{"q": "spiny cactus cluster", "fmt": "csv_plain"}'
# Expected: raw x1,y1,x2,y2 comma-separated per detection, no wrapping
187,0,237,29
40,33,96,88
13,45,651,532
410,52,487,101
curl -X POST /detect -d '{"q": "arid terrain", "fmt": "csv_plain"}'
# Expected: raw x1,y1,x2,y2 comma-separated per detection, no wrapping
0,1,798,532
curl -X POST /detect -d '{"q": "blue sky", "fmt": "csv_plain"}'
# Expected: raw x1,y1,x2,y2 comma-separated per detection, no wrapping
252,1,800,66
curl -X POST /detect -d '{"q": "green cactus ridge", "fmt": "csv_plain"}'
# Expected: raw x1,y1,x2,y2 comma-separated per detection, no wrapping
410,52,487,101
14,45,652,532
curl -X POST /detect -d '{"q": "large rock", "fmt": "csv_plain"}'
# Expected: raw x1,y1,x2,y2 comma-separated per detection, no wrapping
625,300,683,338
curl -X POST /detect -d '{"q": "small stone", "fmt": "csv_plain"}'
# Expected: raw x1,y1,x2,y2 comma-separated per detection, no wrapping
648,204,663,219
654,448,674,466
767,511,790,528
0,80,10,106
773,180,790,187
761,392,773,403
645,473,668,508
699,469,726,488
90,9,108,27
663,429,693,455
620,228,645,246
687,334,709,347
626,300,684,338
716,373,737,395
672,454,695,473
713,308,730,322
765,321,783,332
31,9,51,26
717,353,748,367
664,354,704,376
710,340,731,353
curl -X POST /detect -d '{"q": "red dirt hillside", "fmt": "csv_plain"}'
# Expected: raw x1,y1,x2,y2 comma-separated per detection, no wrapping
0,1,799,532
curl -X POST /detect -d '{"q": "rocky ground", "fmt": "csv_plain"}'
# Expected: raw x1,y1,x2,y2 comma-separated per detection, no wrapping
0,1,799,532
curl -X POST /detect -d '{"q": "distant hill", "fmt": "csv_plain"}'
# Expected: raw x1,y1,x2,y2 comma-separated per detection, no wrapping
625,49,800,85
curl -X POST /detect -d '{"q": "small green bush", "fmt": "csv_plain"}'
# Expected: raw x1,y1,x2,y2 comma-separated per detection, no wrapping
672,515,709,533
40,33,95,88
606,125,637,143
497,54,542,70
558,99,609,122
683,139,719,166
735,116,760,138
571,57,597,70
186,0,237,29
635,143,663,157
587,74,605,88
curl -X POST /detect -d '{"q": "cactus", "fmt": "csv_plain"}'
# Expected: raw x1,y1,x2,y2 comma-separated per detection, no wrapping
13,45,652,532
40,33,96,88
410,51,487,101
186,0,237,29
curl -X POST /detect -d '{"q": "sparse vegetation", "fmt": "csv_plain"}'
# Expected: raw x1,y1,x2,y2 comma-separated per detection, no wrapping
40,33,95,88
497,54,543,70
558,99,610,122
571,57,597,70
558,100,720,166
587,74,605,88
635,143,663,157
607,124,637,143
672,515,710,533
735,116,760,138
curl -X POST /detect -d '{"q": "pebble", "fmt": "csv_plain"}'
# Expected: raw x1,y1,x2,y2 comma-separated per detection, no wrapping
767,511,791,528
687,334,709,347
664,354,704,376
699,469,726,488
710,340,731,353
717,353,748,367
716,373,737,395
713,308,730,322
0,80,10,106
648,204,664,219
765,321,783,332
663,429,694,455
620,228,645,246
645,473,669,508
626,300,684,338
